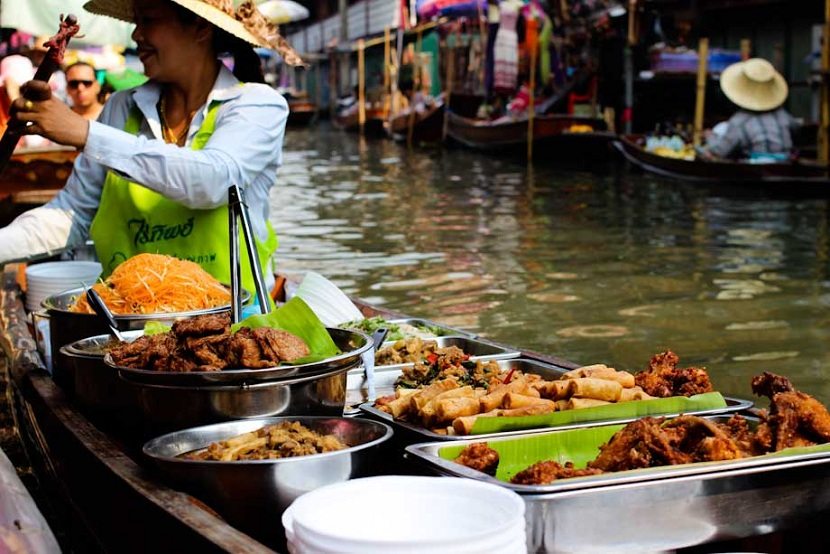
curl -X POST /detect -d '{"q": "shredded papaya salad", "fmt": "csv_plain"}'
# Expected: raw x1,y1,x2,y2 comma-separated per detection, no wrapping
70,253,231,315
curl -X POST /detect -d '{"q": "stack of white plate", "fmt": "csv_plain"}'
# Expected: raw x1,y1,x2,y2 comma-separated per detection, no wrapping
25,261,102,313
282,476,526,553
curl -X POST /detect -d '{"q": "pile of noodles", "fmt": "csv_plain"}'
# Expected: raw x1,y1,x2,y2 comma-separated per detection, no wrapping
70,253,231,315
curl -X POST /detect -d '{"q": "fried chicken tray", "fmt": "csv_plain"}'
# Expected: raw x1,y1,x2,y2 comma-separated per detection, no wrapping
105,325,373,386
358,357,752,441
405,410,830,551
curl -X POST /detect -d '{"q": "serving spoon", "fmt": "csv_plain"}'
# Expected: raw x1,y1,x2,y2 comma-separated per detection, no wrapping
85,287,127,342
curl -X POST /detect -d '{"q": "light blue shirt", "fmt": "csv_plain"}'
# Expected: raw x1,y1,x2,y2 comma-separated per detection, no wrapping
0,65,288,265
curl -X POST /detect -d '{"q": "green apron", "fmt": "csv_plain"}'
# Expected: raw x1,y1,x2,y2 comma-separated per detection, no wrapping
89,100,278,297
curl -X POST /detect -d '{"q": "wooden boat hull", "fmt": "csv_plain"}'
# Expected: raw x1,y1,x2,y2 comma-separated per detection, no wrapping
287,100,317,126
446,112,609,152
388,103,445,144
333,107,386,136
614,134,830,188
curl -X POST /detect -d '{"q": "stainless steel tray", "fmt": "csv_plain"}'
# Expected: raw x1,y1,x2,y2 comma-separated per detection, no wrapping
107,327,373,385
358,335,521,375
386,318,476,339
404,416,830,551
356,358,753,441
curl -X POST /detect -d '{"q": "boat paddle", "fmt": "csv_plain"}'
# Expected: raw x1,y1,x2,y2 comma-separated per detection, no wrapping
0,14,80,175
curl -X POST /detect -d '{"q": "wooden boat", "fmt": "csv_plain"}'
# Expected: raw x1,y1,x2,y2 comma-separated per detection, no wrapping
286,98,317,126
0,146,78,226
5,265,830,552
613,134,830,189
333,105,386,136
446,111,612,155
386,102,445,144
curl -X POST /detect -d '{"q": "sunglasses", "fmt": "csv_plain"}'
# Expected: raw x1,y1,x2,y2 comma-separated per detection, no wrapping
67,79,95,89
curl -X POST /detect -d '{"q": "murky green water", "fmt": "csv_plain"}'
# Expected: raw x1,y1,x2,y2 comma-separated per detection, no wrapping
272,124,830,405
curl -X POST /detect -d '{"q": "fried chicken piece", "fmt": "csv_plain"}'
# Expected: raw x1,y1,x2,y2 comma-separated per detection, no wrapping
589,417,691,471
751,372,830,451
751,371,795,397
454,442,500,476
662,415,746,462
634,351,714,398
720,414,761,456
510,460,603,485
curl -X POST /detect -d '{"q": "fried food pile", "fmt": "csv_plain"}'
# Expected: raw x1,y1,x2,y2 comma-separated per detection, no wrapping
376,351,664,435
109,313,310,372
183,421,346,461
454,372,830,485
635,351,713,397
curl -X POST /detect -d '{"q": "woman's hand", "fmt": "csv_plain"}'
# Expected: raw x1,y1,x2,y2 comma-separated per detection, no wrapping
12,80,90,149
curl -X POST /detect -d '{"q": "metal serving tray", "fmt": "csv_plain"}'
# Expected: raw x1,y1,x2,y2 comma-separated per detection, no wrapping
356,358,753,441
355,335,521,375
386,318,476,339
405,416,830,552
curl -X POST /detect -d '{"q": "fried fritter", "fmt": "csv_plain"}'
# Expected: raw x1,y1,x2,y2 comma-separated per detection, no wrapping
454,442,500,476
634,351,713,398
510,460,603,485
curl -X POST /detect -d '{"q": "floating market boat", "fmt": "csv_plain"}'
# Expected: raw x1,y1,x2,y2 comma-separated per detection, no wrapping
4,264,830,553
446,111,613,158
0,146,78,226
386,101,445,144
333,105,386,136
613,134,830,190
286,98,317,126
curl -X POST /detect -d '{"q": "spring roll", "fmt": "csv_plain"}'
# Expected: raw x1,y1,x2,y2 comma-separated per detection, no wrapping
569,378,623,402
502,393,557,410
479,379,538,412
453,410,502,435
567,398,611,410
533,379,573,400
435,396,481,423
410,380,459,412
562,364,617,380
618,386,654,402
597,370,636,388
498,404,557,417
421,386,475,426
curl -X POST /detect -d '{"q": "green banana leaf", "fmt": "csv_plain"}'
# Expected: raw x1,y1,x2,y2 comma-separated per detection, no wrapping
142,297,340,363
439,423,830,483
230,296,340,363
470,392,728,435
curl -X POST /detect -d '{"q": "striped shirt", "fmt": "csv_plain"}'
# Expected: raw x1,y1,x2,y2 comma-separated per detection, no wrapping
706,108,799,159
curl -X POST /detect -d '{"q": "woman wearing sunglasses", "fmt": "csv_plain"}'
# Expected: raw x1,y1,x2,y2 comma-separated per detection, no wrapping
65,61,103,121
1,0,302,296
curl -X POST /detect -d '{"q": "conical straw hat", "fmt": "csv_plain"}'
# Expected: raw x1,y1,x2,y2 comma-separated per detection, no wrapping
83,0,302,65
719,58,788,112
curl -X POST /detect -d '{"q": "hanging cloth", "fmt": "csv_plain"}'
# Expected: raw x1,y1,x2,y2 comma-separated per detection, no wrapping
539,15,553,86
493,0,520,93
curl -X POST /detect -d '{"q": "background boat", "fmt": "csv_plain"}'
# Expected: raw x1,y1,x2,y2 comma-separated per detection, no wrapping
613,134,830,191
387,101,445,144
0,146,78,226
333,104,386,136
286,98,318,126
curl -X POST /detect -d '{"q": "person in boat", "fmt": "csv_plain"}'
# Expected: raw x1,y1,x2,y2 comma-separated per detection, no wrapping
64,62,104,121
700,58,799,163
0,0,303,296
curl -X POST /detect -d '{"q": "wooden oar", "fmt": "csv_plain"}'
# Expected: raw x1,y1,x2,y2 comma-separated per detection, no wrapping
0,14,80,176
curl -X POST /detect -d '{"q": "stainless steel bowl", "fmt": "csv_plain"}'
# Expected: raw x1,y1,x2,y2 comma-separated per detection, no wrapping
123,361,360,435
142,416,393,545
43,286,245,390
59,330,143,422
108,327,372,385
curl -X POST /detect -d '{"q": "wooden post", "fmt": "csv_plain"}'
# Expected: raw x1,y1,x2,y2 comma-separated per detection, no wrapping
740,39,751,60
442,37,455,141
315,61,322,121
693,38,709,147
623,0,639,134
527,40,538,164
358,39,366,134
819,0,830,164
408,32,423,148
384,27,391,120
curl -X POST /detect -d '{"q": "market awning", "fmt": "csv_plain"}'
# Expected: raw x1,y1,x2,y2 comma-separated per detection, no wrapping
0,1,135,48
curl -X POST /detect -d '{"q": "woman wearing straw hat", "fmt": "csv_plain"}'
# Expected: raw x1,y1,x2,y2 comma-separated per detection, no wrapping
0,0,303,295
702,57,800,162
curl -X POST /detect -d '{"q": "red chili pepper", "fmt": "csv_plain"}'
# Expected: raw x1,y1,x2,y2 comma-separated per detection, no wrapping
503,368,516,384
426,353,439,365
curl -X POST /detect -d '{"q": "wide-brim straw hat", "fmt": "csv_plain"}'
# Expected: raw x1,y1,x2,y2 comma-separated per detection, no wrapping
83,0,302,65
719,58,788,112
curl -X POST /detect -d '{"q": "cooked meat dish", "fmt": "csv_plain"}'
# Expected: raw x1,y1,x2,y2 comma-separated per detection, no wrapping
453,373,830,485
511,461,603,485
183,421,346,461
396,346,502,389
109,313,310,372
634,351,713,397
454,442,500,476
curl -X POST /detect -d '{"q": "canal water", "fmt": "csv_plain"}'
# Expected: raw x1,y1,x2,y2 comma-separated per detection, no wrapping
272,124,830,405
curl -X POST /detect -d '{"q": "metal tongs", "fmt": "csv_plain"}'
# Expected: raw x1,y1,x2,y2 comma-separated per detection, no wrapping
228,184,270,323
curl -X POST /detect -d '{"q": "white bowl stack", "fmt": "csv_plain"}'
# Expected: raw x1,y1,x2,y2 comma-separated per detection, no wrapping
25,261,103,313
291,271,364,327
282,476,526,554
